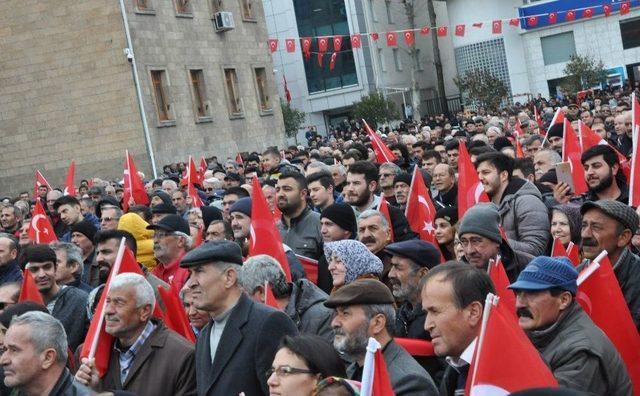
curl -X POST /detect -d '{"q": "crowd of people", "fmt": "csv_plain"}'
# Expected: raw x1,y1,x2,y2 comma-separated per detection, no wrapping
0,83,639,395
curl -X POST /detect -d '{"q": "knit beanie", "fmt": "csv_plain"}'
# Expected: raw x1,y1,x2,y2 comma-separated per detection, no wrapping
150,190,172,206
70,219,98,243
323,240,383,285
458,204,501,243
202,206,223,229
321,203,357,238
230,197,252,217
435,206,458,226
546,123,564,139
393,172,412,186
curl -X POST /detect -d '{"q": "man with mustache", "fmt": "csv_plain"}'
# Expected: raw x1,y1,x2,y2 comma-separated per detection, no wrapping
326,279,438,395
579,200,640,330
421,262,494,396
458,204,531,282
393,172,411,210
76,273,196,395
22,244,88,350
509,256,632,395
146,214,192,290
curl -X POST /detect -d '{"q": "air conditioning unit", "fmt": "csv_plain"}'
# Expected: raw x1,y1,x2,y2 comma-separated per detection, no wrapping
214,11,234,32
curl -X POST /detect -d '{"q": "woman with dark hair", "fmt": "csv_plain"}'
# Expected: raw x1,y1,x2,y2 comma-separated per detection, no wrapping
548,203,582,251
267,335,346,396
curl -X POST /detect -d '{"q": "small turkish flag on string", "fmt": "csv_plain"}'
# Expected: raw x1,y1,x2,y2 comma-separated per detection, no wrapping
603,4,612,16
350,34,361,48
386,31,397,47
329,52,338,71
437,26,447,37
403,31,414,46
472,22,483,28
527,16,539,27
565,10,576,21
548,12,557,24
370,32,379,41
285,39,296,53
34,170,52,198
283,75,292,104
268,39,278,53
583,8,593,18
420,26,430,35
28,201,57,244
63,160,76,197
301,37,312,60
318,37,329,53
333,36,343,52
509,18,520,27
377,197,395,243
455,24,465,36
492,20,502,34
620,1,631,15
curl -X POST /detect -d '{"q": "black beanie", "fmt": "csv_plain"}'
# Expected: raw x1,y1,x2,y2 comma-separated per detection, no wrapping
393,172,412,186
23,244,58,265
435,206,458,225
546,123,564,139
70,219,98,243
321,203,357,238
202,206,223,229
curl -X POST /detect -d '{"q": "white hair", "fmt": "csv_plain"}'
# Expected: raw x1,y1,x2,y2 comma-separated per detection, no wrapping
109,273,156,311
11,312,68,364
358,209,389,231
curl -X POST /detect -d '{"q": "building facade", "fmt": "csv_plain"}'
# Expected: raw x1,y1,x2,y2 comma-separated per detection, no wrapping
0,0,284,195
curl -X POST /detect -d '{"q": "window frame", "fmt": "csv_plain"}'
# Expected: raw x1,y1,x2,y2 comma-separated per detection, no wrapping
223,67,244,119
620,17,640,50
149,68,175,126
187,68,213,123
252,66,273,115
393,48,402,71
240,0,257,22
174,0,193,17
134,0,155,14
540,31,576,66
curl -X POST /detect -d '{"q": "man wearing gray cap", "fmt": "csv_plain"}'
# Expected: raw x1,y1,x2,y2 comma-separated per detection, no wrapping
579,199,640,330
325,279,438,396
509,256,632,395
181,240,298,396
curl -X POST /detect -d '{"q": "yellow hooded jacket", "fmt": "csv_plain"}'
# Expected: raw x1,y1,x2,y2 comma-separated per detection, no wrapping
118,213,157,271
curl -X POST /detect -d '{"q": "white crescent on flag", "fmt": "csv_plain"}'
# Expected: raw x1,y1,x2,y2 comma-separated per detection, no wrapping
31,214,46,234
474,183,485,203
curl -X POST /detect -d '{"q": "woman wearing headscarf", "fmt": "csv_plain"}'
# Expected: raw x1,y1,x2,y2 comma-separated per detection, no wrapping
323,240,383,293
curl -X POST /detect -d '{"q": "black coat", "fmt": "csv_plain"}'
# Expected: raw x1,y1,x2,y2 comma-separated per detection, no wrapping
195,293,298,396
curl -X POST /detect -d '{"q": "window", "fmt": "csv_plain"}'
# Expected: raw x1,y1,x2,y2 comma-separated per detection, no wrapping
224,68,243,116
385,1,394,24
370,0,378,22
150,70,172,123
135,0,154,13
378,48,386,72
414,49,423,71
540,32,576,65
393,48,402,71
254,68,272,112
621,18,640,50
189,70,211,120
174,0,192,15
240,0,255,21
211,0,223,13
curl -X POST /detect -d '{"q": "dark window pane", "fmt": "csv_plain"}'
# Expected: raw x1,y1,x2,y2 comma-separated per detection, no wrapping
621,18,640,50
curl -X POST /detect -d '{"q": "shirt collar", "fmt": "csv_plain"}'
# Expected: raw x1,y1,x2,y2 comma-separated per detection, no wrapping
445,337,476,369
115,320,156,354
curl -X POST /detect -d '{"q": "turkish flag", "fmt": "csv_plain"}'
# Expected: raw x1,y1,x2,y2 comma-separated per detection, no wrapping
395,338,434,357
566,242,580,266
377,196,395,243
534,106,545,135
80,245,143,377
193,227,203,248
372,349,394,396
583,8,593,18
235,153,243,165
122,150,149,211
403,31,414,46
28,201,57,244
34,170,52,198
550,107,565,127
350,34,361,49
63,160,76,197
295,254,318,285
578,256,640,395
457,141,489,220
329,52,338,71
550,238,568,258
18,270,45,306
285,38,296,53
199,156,208,176
301,37,312,60
370,32,379,41
333,36,343,52
548,12,557,24
629,93,640,206
565,10,576,21
604,4,612,17
249,177,292,282
467,295,558,394
283,75,292,104
527,16,539,27
385,31,397,47
318,37,328,53
515,136,524,158
509,18,520,27
492,20,502,34
454,24,465,37
420,26,430,35
363,119,397,163
472,22,483,28
405,166,437,245
157,284,196,343
267,39,278,53
264,282,279,309
183,157,203,208
437,26,447,37
487,258,516,316
620,1,631,15
562,120,588,195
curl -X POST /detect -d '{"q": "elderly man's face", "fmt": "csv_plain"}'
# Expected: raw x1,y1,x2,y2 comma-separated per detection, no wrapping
330,305,370,360
0,324,49,389
182,289,210,330
533,151,556,180
460,233,500,270
432,164,454,193
524,139,542,158
186,263,235,315
205,222,228,242
357,216,390,254
580,208,630,260
104,285,151,339
514,289,571,331
388,256,424,301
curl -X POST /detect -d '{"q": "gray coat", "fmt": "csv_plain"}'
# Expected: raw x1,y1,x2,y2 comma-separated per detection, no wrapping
497,179,550,256
195,293,298,396
278,207,323,261
284,279,333,342
528,302,632,395
348,340,438,396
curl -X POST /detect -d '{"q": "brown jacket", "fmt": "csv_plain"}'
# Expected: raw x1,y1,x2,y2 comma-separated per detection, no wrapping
98,320,197,396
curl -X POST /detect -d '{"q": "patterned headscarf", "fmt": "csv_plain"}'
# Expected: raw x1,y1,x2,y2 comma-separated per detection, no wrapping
323,240,383,285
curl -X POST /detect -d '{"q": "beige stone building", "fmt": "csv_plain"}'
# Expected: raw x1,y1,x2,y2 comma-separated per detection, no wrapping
0,0,285,195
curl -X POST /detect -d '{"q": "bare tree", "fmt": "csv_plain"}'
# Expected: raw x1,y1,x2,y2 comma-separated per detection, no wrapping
426,0,448,115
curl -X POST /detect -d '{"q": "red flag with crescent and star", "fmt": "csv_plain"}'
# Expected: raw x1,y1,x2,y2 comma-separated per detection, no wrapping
28,201,57,244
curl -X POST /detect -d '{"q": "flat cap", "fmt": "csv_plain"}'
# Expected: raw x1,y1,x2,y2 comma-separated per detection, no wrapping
180,240,243,268
324,279,394,308
151,202,177,215
146,214,190,235
384,240,441,269
581,199,639,234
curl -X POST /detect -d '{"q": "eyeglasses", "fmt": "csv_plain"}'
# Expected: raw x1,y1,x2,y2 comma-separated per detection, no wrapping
0,301,14,311
101,217,120,222
266,366,315,378
153,231,177,239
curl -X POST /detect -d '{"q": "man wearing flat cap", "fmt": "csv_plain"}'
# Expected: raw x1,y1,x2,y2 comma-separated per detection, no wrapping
509,256,632,395
325,279,438,396
147,214,191,291
579,199,640,330
181,240,298,396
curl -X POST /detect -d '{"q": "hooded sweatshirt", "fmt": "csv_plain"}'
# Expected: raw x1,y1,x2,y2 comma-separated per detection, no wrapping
118,213,156,270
